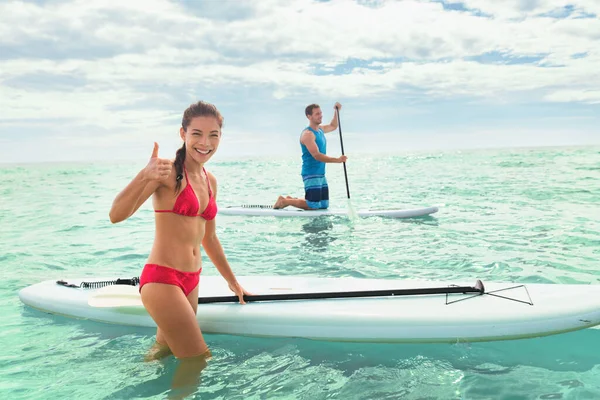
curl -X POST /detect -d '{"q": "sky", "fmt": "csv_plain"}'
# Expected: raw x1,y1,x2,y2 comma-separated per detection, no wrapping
0,0,599,163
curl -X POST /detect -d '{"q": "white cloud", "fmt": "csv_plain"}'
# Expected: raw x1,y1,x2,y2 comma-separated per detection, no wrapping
0,0,599,164
452,0,600,19
0,0,597,99
544,89,600,104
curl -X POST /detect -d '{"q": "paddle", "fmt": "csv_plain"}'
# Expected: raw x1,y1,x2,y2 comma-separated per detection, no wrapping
336,105,350,199
88,280,485,307
335,105,358,219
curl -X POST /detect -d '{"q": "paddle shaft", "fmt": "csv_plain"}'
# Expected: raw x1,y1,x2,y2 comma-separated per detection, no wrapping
198,282,484,304
336,106,351,199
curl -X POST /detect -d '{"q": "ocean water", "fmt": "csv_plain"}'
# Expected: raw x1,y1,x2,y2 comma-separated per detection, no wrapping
1,145,599,399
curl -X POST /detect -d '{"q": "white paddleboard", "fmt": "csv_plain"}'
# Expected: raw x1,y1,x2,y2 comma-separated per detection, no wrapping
218,205,439,218
18,275,600,343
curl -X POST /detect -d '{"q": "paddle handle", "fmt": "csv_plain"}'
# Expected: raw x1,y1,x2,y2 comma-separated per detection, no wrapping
336,106,351,199
198,282,484,304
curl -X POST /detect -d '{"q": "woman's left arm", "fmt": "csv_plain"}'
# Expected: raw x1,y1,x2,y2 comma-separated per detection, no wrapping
201,174,250,303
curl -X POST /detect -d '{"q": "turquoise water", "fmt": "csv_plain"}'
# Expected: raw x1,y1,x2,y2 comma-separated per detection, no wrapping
1,146,600,399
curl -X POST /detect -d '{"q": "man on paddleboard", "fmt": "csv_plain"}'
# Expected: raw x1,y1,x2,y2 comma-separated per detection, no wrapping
273,102,347,210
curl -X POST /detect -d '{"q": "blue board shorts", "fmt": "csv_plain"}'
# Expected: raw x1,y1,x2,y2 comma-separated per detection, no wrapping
303,175,329,209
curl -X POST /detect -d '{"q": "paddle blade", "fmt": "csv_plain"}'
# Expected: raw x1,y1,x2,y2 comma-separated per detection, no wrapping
88,284,143,308
347,198,359,221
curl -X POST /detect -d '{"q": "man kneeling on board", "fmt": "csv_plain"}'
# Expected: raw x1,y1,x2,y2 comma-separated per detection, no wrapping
273,102,347,210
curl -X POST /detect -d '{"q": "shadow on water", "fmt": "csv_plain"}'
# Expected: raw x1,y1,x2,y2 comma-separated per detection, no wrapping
22,306,600,375
300,217,336,252
20,305,600,398
106,329,600,398
299,214,439,253
397,215,440,226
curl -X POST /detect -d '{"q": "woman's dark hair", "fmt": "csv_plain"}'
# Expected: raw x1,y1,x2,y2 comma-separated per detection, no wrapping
174,101,224,193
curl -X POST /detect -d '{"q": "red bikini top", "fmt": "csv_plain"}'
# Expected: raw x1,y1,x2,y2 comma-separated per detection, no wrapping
155,166,217,220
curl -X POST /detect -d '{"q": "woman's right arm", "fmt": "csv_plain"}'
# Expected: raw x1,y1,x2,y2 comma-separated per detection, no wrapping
109,142,172,224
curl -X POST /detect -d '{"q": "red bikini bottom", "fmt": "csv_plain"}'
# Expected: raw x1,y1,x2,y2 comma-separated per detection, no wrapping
139,264,201,296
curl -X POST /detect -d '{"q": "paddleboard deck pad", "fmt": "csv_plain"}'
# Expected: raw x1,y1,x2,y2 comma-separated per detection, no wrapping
218,205,439,218
18,275,600,343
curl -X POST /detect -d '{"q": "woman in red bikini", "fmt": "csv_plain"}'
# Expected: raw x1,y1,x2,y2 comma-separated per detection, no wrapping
109,101,249,365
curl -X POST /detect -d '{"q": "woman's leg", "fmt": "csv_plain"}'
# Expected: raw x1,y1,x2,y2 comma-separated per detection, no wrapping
144,338,173,362
141,325,173,361
185,283,199,315
143,280,203,362
141,283,208,358
168,283,212,396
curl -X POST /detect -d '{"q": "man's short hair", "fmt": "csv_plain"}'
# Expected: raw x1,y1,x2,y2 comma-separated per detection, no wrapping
305,104,320,117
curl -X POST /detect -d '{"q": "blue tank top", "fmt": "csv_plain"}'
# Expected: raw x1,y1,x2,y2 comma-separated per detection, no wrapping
300,126,326,176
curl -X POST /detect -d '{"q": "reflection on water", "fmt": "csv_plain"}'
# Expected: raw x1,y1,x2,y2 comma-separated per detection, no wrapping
398,215,440,226
301,218,335,252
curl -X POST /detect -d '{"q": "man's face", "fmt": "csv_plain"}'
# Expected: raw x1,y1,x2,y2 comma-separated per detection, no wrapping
308,107,322,125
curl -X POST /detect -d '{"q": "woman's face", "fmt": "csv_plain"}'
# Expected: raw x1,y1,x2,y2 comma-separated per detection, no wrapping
180,116,221,164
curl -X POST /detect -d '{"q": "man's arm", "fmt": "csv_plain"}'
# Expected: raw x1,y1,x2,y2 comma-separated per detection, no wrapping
320,102,341,133
301,130,346,163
